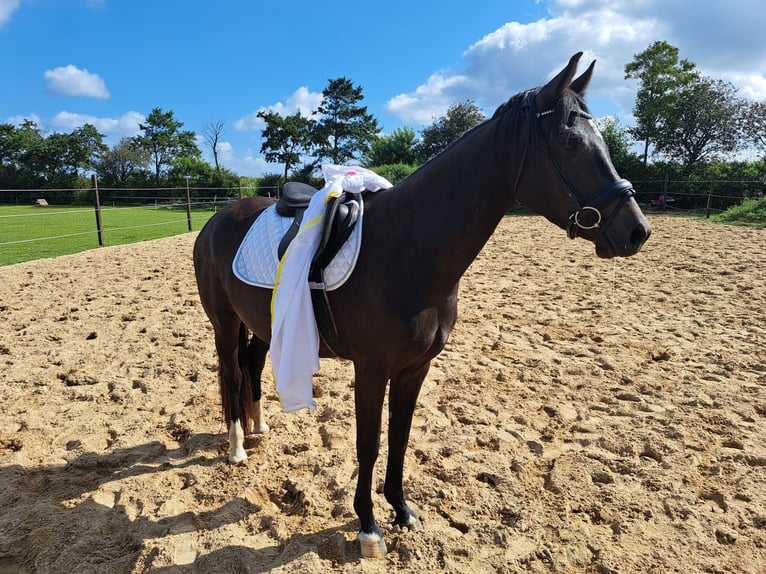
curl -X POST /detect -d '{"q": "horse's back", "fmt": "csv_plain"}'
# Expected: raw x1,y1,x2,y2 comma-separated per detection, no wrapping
195,196,275,263
194,197,275,316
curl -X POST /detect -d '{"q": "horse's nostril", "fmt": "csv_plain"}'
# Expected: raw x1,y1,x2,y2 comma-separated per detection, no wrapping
630,224,651,249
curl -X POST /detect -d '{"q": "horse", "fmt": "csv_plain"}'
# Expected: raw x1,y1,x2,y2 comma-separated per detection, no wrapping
193,52,651,558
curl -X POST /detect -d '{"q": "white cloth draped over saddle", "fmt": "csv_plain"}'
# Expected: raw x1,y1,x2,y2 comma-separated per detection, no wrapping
270,165,392,413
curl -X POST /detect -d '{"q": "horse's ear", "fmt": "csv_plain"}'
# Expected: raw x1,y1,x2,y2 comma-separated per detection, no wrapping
537,52,583,108
570,60,596,96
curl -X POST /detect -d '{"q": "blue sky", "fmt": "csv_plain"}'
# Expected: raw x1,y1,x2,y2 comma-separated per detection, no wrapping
2,0,766,177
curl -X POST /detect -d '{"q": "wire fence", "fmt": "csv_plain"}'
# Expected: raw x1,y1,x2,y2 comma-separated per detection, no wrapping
0,178,281,265
0,178,762,266
632,177,765,216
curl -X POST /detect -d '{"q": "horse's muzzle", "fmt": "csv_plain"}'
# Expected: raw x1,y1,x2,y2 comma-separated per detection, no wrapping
596,217,651,258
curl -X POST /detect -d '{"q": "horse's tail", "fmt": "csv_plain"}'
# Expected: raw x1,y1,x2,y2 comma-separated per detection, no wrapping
218,322,256,434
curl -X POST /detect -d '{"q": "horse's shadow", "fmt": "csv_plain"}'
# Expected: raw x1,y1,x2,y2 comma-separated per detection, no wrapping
1,433,362,572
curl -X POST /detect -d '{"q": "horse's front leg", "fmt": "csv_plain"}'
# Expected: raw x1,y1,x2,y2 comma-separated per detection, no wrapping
385,361,429,531
247,336,271,434
352,361,389,558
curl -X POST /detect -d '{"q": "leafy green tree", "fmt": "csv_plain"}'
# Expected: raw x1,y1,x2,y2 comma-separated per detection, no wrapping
418,100,485,160
313,77,380,165
258,110,314,183
10,120,47,187
595,116,642,177
0,123,20,187
66,124,107,177
369,163,418,185
40,132,71,186
168,156,240,194
257,172,286,198
288,162,323,187
364,127,422,167
742,101,766,159
95,137,151,186
134,108,200,186
624,41,698,166
30,125,104,188
656,77,742,175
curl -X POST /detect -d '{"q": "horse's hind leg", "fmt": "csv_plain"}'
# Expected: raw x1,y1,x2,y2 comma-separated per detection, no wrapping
246,336,270,434
213,315,249,463
384,361,429,531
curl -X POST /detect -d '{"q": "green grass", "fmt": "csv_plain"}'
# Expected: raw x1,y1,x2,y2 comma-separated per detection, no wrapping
0,204,218,266
711,196,766,227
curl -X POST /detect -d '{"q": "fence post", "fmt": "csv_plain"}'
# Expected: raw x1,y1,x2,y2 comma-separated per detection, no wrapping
238,179,243,199
184,176,193,231
92,175,104,246
706,177,714,218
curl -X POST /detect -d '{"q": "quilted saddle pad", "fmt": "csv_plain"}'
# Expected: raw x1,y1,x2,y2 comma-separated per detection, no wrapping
232,201,363,291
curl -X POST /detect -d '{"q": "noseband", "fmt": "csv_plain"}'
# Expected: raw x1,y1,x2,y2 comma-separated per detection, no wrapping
518,90,636,240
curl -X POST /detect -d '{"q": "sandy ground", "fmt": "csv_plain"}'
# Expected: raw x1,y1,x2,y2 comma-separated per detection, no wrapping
0,215,765,574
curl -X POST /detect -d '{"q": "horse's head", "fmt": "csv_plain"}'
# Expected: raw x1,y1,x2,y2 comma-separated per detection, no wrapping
514,53,651,258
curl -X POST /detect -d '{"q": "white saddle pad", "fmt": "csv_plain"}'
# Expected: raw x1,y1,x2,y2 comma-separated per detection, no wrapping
232,201,363,291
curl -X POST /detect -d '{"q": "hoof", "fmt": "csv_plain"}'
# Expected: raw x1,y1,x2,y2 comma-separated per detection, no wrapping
358,531,387,559
403,515,423,532
252,422,270,434
228,448,247,463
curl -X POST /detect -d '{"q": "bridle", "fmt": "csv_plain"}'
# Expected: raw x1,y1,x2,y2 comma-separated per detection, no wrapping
515,90,636,240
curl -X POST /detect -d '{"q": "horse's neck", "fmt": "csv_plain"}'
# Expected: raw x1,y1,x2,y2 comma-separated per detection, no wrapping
380,119,519,292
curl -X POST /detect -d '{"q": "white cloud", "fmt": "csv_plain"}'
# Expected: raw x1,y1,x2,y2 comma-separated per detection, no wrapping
231,147,273,178
385,73,472,124
234,86,323,132
49,110,144,141
44,65,111,99
383,0,766,126
7,113,42,127
0,0,20,27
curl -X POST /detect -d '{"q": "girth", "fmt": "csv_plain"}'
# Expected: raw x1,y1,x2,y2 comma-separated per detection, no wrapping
275,182,360,358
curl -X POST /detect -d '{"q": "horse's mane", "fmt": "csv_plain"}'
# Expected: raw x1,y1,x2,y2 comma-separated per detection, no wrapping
401,85,589,189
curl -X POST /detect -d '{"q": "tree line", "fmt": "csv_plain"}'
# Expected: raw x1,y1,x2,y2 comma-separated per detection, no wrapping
0,74,492,200
2,41,765,209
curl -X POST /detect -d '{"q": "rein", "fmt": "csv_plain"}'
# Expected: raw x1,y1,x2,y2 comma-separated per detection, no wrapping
516,90,636,240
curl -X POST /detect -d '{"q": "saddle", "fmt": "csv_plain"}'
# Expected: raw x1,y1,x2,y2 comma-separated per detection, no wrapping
276,182,360,267
275,181,361,358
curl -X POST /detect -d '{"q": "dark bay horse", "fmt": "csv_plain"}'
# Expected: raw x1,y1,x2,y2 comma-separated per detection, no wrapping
193,53,651,558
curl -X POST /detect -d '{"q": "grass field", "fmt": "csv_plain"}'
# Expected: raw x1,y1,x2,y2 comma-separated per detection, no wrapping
0,204,218,266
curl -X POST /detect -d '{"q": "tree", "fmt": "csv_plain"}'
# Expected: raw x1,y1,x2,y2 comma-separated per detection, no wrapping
168,156,240,192
655,77,742,175
95,137,151,186
9,120,46,187
39,132,71,186
313,77,380,165
364,127,422,167
66,124,107,176
595,116,642,177
624,41,698,166
134,108,200,186
418,100,485,160
258,110,314,183
0,123,20,187
201,119,225,172
742,101,766,159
